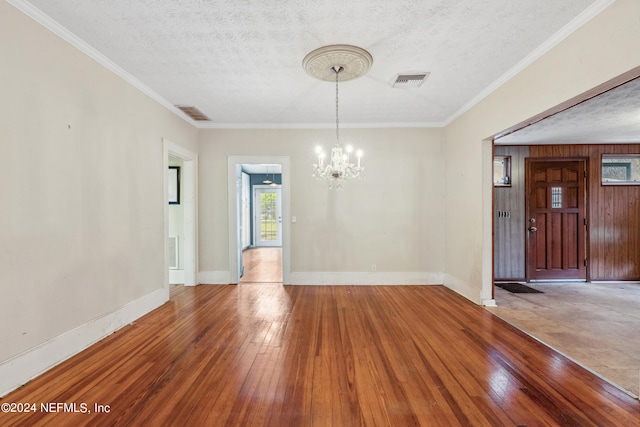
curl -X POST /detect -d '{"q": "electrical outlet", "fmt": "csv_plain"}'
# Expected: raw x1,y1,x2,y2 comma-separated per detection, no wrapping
371,264,376,272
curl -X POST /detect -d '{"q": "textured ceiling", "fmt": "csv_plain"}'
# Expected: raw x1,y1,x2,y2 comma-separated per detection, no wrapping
496,77,640,145
16,0,606,128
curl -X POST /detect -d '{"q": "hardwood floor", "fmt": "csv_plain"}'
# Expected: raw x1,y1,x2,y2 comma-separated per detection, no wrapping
240,247,282,283
1,285,638,426
488,282,640,398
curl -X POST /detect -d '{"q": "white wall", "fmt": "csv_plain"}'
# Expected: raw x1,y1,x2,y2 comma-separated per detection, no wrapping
443,0,640,303
198,128,445,284
0,2,198,394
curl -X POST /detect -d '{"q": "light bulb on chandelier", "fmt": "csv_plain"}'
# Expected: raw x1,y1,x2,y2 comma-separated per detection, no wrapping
304,45,371,190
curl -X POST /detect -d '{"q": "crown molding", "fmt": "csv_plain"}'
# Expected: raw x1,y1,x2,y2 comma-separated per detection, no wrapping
5,0,439,132
8,0,613,131
6,0,197,127
194,121,445,129
442,0,615,127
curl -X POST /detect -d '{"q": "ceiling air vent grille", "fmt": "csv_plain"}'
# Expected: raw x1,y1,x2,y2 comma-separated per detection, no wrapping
392,72,429,88
175,105,211,121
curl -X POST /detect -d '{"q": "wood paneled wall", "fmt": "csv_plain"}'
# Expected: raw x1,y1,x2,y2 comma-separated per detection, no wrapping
529,144,640,281
494,146,529,280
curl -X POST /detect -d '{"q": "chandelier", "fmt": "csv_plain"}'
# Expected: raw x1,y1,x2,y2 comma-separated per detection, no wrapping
303,45,372,189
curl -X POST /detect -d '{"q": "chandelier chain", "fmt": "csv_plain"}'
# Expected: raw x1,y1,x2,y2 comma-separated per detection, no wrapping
311,60,365,189
335,68,340,145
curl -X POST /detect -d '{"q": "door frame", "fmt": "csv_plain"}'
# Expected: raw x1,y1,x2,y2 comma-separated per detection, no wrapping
227,156,290,284
524,157,589,282
253,185,283,247
163,139,198,288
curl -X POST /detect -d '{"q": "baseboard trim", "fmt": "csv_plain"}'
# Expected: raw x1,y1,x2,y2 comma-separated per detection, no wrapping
443,274,482,305
169,269,184,284
198,271,232,284
0,287,168,398
288,272,443,285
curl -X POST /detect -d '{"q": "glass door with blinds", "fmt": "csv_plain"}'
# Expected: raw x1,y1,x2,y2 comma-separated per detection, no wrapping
253,186,282,247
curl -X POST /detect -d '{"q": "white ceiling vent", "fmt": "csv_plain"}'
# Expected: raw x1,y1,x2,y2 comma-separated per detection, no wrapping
175,105,211,121
392,72,429,88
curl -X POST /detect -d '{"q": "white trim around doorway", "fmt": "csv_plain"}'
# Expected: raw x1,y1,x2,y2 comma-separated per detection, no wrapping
227,156,291,284
164,139,198,288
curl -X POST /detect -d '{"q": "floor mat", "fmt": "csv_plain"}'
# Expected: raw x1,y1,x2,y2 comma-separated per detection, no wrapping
495,282,543,293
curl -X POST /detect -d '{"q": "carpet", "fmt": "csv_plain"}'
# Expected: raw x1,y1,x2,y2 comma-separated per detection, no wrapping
495,282,543,294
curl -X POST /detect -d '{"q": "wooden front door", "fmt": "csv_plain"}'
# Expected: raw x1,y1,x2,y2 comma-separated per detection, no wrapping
525,159,587,281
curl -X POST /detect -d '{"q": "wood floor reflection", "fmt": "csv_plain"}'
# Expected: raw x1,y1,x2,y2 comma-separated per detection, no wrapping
240,247,282,283
2,284,638,426
488,281,640,398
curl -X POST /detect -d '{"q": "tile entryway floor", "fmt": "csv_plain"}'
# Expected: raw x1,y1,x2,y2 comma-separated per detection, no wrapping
486,282,640,398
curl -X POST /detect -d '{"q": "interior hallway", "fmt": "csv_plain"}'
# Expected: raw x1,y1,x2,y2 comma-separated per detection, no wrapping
487,282,640,398
240,247,283,284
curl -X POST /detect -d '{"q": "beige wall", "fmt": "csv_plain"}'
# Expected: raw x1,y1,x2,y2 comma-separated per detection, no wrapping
443,0,640,301
3,0,640,392
0,2,197,363
198,128,445,279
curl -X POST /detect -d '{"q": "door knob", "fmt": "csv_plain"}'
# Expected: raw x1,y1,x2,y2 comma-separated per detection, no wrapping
528,226,538,232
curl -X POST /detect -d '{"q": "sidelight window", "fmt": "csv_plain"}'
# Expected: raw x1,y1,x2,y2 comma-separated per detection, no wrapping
494,156,511,186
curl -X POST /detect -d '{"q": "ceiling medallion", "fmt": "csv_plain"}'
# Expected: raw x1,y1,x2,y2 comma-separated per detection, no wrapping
304,45,372,189
302,44,373,82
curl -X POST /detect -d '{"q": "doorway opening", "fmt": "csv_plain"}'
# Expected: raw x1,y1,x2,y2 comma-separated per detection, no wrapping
227,157,290,285
239,165,283,284
240,248,282,284
164,139,198,299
